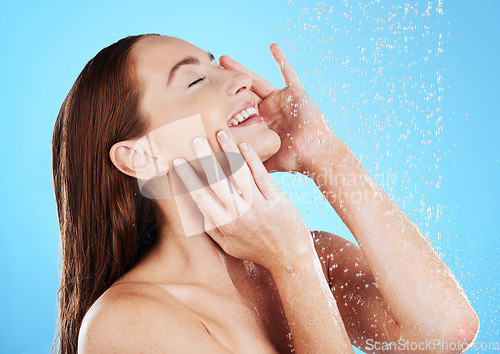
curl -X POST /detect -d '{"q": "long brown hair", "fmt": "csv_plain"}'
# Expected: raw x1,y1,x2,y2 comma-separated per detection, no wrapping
52,34,161,353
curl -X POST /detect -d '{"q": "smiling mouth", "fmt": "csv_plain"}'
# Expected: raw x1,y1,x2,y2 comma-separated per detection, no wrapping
228,107,259,127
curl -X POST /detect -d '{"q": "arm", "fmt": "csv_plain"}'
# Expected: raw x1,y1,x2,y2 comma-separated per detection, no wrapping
313,229,475,353
305,136,479,352
78,289,233,353
269,252,354,353
173,133,354,352
220,44,479,353
311,230,398,352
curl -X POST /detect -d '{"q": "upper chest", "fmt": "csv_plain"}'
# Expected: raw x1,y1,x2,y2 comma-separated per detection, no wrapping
156,274,293,353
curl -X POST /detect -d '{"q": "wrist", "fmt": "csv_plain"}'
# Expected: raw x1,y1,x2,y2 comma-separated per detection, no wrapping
300,132,350,176
267,249,319,282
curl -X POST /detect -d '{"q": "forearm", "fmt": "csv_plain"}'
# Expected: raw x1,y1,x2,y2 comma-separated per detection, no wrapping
269,254,353,353
304,133,478,340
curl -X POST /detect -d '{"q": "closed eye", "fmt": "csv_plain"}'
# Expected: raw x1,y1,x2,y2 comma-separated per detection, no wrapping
188,77,205,88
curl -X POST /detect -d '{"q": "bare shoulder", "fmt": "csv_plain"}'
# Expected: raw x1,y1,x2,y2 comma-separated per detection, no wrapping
310,229,356,254
78,282,231,353
311,229,378,282
310,230,366,279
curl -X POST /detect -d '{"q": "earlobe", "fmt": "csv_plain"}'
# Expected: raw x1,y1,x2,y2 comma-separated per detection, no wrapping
109,140,163,180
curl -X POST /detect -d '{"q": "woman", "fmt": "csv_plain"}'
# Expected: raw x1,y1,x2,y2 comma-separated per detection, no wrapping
53,34,479,353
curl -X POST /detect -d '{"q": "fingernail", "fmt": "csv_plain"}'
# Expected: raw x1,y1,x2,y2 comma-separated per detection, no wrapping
239,142,248,152
193,137,204,149
173,158,184,166
217,130,228,142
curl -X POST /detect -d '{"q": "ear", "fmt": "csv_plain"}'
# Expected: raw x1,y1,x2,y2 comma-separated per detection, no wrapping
109,139,165,181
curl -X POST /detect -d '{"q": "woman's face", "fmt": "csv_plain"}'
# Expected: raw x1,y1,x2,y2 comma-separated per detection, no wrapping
131,35,281,170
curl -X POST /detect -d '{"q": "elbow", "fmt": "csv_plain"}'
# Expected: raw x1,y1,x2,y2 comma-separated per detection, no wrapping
441,310,480,353
454,311,480,352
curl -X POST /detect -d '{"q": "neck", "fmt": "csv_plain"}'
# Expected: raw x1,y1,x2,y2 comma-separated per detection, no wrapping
128,172,258,293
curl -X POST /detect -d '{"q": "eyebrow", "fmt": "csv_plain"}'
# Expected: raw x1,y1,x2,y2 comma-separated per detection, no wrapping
167,51,216,86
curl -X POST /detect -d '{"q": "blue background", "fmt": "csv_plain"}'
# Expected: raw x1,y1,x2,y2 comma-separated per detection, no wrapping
0,0,498,352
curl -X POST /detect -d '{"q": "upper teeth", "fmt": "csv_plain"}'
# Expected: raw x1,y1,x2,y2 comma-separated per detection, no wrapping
228,107,257,127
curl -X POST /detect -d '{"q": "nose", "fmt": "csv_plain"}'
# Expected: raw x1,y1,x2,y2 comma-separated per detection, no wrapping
226,71,252,96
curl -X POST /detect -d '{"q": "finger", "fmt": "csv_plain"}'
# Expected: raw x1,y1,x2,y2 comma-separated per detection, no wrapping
192,137,244,212
237,142,278,200
173,158,225,214
219,55,276,98
216,130,259,203
269,43,301,87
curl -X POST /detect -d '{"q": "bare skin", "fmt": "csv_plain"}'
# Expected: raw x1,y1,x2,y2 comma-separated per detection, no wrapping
78,36,479,353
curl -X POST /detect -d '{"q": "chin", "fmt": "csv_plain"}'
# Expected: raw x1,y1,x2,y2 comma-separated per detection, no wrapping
230,123,281,162
252,129,281,162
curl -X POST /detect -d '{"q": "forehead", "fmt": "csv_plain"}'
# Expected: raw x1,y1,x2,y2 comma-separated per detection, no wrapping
132,35,205,72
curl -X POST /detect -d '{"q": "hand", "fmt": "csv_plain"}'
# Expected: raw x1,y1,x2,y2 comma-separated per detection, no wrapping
219,44,335,174
173,130,316,272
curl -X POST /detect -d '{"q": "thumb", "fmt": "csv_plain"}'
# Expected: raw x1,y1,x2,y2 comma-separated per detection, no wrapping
204,218,226,248
257,91,283,126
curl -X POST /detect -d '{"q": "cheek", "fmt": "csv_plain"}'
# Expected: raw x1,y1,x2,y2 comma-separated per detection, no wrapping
188,89,223,118
146,113,209,168
195,102,229,149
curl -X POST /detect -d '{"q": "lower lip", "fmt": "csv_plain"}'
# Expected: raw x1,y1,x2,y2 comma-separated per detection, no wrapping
229,115,265,128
